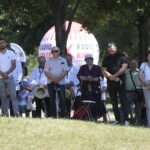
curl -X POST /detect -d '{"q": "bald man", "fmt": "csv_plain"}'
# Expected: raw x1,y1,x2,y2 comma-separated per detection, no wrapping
125,59,142,125
29,56,50,118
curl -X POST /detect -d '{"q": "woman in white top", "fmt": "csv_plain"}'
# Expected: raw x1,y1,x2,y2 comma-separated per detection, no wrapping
139,51,150,127
100,77,107,102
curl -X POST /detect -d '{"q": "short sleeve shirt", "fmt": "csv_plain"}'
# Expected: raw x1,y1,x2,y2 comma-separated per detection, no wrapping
29,66,47,87
125,68,142,90
0,49,16,78
140,62,150,82
102,52,127,78
44,56,68,84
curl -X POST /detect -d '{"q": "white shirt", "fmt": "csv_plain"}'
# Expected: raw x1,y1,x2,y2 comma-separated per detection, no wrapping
100,77,107,101
65,65,80,94
44,56,68,84
140,62,150,89
13,60,23,90
29,66,47,88
0,49,16,78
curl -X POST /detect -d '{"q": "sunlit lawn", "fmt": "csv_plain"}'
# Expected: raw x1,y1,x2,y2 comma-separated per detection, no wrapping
0,117,150,150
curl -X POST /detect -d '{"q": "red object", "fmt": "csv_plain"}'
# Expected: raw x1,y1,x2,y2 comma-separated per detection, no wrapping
140,98,145,107
71,105,86,119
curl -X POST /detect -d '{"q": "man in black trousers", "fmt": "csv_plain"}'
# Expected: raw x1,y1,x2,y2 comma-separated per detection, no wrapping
102,42,129,125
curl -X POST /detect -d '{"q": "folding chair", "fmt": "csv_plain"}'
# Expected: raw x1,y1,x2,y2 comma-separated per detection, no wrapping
81,100,96,121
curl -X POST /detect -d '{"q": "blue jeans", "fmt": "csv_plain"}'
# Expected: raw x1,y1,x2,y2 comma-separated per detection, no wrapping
47,82,66,117
0,77,20,116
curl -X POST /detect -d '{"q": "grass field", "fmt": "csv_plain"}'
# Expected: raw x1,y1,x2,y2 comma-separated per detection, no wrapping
0,117,150,150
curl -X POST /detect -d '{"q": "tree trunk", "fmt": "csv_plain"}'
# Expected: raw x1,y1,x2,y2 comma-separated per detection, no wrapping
48,0,81,56
137,15,148,64
54,0,64,55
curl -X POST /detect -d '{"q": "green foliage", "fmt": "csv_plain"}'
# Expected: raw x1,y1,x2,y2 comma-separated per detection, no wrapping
94,19,139,64
0,0,53,55
26,49,38,75
0,0,150,62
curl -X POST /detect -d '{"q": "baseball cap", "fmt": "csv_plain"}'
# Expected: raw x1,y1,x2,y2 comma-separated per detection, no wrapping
84,53,93,60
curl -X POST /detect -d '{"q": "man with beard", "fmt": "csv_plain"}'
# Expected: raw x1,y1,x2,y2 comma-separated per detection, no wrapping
0,38,20,117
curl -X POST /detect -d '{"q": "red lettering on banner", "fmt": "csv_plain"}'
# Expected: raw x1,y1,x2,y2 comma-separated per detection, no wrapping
39,52,52,59
77,52,93,58
77,52,85,58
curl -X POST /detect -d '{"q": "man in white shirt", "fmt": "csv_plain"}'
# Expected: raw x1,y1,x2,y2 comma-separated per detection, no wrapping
10,52,23,116
65,54,79,117
29,56,49,118
0,38,20,117
44,46,68,118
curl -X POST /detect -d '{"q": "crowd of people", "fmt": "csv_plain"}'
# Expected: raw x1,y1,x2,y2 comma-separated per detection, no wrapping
0,37,150,127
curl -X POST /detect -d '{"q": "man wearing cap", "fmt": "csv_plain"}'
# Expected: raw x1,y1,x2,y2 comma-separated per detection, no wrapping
102,42,129,125
64,54,80,117
44,46,68,118
77,53,106,120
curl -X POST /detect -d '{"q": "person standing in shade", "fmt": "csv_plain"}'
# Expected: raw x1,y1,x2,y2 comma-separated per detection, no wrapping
100,76,108,122
0,38,20,117
65,54,80,117
44,46,68,118
125,59,142,125
139,51,150,127
29,56,50,118
102,42,129,125
10,51,23,117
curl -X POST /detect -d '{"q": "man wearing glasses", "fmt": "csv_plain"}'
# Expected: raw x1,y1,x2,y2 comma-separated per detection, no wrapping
44,46,68,118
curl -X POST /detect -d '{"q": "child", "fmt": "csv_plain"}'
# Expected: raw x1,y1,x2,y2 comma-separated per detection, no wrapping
18,68,34,117
100,77,107,122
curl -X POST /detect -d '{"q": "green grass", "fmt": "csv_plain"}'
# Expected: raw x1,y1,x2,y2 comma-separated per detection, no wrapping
0,117,150,150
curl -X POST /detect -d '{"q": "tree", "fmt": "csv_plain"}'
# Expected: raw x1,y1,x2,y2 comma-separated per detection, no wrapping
0,0,52,54
1,0,150,62
46,0,81,55
116,0,150,63
76,0,150,62
0,0,82,56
